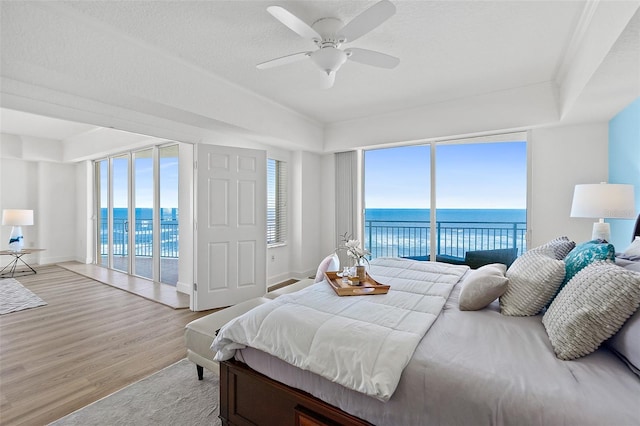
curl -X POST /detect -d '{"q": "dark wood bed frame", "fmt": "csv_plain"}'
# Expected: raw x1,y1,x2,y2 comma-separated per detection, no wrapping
219,214,640,425
220,359,372,426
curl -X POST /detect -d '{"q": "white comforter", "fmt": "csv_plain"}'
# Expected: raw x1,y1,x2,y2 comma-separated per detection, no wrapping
212,258,469,401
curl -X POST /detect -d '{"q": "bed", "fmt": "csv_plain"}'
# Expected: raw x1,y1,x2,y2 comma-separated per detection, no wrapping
212,220,640,426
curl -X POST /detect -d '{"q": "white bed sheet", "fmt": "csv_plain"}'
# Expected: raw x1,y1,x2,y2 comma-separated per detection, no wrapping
237,274,640,426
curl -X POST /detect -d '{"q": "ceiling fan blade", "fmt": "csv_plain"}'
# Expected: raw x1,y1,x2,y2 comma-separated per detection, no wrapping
320,72,336,89
267,6,321,41
338,0,396,43
346,48,399,69
257,52,311,70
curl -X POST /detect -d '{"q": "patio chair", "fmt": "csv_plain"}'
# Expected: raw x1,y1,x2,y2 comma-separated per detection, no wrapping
435,248,518,269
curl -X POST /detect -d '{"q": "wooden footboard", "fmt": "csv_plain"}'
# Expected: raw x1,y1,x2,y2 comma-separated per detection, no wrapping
220,359,372,426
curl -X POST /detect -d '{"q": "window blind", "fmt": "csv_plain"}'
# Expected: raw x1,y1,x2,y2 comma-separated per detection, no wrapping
267,158,287,246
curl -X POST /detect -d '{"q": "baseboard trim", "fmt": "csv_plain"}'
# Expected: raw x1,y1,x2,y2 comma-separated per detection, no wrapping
40,256,77,265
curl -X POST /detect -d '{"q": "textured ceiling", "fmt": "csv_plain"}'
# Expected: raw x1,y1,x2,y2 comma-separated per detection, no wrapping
55,0,583,123
1,1,638,145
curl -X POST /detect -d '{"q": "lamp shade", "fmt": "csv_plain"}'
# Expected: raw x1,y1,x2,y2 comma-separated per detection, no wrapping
2,209,34,226
570,184,636,219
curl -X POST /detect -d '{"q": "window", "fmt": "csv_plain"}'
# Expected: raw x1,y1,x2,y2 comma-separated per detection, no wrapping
267,158,287,246
364,136,527,261
94,144,180,285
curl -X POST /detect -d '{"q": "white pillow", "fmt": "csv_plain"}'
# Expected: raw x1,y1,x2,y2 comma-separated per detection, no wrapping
459,263,508,311
314,253,340,283
543,261,640,360
500,247,565,316
623,236,640,257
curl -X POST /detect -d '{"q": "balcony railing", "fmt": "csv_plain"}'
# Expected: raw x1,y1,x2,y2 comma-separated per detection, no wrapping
100,219,179,258
365,219,527,260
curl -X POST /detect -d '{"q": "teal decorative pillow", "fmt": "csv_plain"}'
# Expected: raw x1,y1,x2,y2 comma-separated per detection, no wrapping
545,240,616,307
563,240,615,284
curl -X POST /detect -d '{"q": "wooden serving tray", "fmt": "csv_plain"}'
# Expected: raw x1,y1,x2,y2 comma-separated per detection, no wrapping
324,271,390,296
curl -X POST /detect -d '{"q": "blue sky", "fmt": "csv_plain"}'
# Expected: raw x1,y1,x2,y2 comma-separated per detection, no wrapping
102,157,179,208
105,142,525,210
365,141,527,209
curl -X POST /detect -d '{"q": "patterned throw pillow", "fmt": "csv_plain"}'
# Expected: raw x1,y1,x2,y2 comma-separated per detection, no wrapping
543,261,640,360
538,236,576,260
500,247,565,316
564,240,615,280
554,239,616,294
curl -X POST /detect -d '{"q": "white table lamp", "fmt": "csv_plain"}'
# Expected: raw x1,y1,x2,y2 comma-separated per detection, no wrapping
2,209,34,251
570,183,636,241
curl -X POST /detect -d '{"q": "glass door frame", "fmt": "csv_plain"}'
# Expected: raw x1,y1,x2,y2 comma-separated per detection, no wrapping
112,153,131,274
132,147,159,281
93,143,179,285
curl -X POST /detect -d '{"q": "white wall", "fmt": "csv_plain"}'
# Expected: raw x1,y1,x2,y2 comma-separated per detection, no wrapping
325,82,559,152
76,161,93,264
265,148,329,285
0,158,39,260
529,122,609,247
0,156,77,265
289,151,325,280
37,161,77,264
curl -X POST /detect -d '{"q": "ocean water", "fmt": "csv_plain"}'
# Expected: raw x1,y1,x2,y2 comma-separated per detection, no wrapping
100,207,526,260
365,208,526,223
99,208,179,257
107,208,178,221
364,208,527,259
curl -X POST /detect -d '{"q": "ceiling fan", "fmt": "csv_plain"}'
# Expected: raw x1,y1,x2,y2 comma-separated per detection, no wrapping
257,0,400,88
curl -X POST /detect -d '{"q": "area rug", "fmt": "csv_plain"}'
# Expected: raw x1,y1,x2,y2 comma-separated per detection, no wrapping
0,278,47,315
51,359,221,425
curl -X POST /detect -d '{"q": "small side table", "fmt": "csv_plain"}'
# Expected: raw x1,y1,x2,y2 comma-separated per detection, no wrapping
0,249,45,278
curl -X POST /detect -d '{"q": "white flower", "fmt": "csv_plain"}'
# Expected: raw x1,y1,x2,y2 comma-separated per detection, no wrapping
338,233,370,264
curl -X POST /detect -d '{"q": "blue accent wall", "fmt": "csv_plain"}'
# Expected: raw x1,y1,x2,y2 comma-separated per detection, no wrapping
609,97,640,250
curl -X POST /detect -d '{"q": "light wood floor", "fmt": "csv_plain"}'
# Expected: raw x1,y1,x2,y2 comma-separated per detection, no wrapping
58,261,189,309
0,265,214,426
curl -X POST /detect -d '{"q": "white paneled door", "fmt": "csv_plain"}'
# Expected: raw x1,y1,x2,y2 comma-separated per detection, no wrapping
194,145,267,311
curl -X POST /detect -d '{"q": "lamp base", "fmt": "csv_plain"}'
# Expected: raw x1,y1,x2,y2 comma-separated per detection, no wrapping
591,222,610,242
8,225,24,251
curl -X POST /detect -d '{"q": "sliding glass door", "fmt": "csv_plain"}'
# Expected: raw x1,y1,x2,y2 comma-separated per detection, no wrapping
134,149,154,280
435,141,527,260
364,145,431,259
96,160,109,268
364,137,527,261
112,154,130,273
159,145,179,285
95,144,179,285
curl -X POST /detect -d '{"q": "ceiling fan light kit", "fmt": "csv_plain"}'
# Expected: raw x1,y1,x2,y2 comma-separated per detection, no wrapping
311,47,348,74
258,0,400,88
